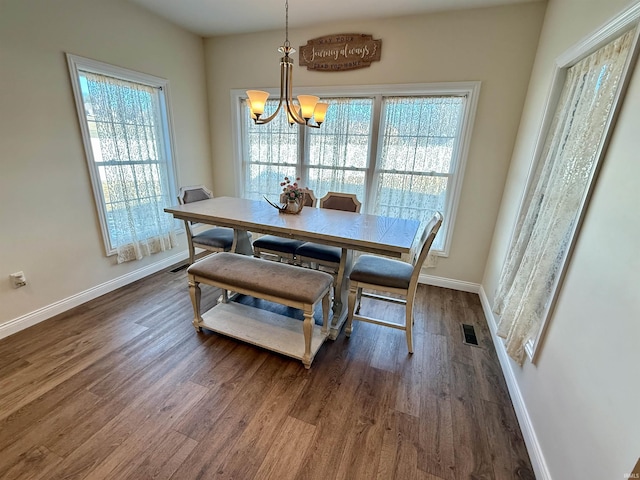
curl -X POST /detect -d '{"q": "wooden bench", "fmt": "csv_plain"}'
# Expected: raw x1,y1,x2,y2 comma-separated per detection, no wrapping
187,252,334,368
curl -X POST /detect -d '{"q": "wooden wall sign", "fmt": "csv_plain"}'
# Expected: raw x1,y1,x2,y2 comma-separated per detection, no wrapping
299,34,382,71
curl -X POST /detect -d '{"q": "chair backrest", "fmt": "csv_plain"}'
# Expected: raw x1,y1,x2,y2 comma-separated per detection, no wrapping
178,185,213,205
302,188,317,207
408,212,443,287
178,186,214,233
319,192,361,213
279,188,317,207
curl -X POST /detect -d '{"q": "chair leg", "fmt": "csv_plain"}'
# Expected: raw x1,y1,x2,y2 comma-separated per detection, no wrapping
355,287,363,314
188,241,196,265
346,283,358,337
405,295,415,354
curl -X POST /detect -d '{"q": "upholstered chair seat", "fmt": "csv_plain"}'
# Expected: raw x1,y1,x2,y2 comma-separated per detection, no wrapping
252,236,304,257
349,255,413,290
293,243,341,264
192,228,235,250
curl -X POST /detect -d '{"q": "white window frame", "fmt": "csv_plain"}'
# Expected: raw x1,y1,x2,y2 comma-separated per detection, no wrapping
230,82,480,256
66,53,179,256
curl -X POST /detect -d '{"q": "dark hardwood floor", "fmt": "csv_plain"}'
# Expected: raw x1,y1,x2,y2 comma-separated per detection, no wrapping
0,263,535,480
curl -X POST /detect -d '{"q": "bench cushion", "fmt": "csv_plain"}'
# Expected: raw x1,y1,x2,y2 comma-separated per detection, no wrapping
188,252,333,305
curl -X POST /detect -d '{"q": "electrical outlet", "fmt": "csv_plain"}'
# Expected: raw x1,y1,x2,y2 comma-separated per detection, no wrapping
10,271,27,288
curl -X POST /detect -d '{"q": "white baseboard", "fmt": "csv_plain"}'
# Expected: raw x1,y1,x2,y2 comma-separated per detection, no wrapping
0,252,189,341
478,286,552,480
419,273,480,293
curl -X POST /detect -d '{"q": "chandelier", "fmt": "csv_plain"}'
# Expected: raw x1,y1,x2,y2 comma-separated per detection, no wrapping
246,0,328,128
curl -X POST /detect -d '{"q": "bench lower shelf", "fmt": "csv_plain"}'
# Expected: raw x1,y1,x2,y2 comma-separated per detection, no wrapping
197,302,329,363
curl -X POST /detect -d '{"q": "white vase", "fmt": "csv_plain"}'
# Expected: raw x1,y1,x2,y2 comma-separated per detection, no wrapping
286,200,301,214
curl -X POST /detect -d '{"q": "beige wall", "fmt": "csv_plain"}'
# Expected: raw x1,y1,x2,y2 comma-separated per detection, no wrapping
0,0,212,327
204,2,547,285
482,0,640,478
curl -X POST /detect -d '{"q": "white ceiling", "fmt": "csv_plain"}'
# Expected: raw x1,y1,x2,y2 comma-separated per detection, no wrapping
127,0,541,37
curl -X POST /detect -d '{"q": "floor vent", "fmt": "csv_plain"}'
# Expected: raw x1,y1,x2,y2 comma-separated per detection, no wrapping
461,323,479,346
169,263,189,274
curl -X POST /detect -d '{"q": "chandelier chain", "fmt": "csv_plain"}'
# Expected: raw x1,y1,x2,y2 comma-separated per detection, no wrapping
284,0,290,47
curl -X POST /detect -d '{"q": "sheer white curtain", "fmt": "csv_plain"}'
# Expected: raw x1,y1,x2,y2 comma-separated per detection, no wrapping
243,99,299,200
83,72,177,263
307,98,373,202
493,30,635,364
375,96,464,252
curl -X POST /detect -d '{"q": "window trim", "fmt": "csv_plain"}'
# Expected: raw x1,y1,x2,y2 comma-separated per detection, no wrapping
513,6,640,363
66,53,179,256
230,82,481,256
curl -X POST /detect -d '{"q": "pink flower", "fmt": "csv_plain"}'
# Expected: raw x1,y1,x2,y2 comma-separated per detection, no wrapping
279,175,304,202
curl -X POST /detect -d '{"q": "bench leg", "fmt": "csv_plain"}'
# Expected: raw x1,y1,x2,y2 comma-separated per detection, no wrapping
302,306,313,369
188,275,203,333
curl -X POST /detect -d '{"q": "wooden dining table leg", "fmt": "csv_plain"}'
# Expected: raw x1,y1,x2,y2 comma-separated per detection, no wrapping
329,248,353,340
231,229,254,255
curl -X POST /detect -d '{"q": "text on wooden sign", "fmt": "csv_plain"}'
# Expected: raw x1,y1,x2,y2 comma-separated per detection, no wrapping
299,34,382,71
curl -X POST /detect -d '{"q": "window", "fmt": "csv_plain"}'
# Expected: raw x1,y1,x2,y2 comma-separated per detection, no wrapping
67,54,178,263
493,25,639,364
232,83,479,254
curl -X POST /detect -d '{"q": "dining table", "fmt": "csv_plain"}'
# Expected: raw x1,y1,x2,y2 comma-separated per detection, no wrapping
164,196,421,339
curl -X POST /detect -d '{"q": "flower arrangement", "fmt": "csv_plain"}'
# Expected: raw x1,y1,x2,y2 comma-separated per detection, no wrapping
281,176,303,202
264,175,306,214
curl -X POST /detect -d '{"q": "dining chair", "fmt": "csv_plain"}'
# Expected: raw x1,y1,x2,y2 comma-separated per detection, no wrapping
345,212,443,353
252,188,317,263
294,192,362,285
177,185,236,264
